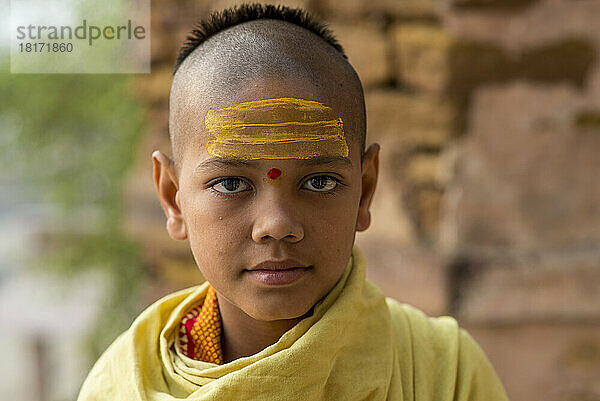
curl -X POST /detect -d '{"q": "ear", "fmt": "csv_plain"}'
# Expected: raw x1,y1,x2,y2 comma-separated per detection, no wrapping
152,150,187,240
356,143,380,232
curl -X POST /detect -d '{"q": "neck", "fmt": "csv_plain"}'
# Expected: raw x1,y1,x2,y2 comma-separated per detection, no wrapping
215,293,308,363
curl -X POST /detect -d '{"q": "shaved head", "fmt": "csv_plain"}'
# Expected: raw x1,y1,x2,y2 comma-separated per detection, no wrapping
169,17,366,173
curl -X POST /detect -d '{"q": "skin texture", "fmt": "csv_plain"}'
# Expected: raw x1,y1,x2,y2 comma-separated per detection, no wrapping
153,19,379,363
204,97,349,160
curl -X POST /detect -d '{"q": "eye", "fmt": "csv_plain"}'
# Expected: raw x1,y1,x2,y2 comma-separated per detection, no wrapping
211,178,251,194
302,175,339,192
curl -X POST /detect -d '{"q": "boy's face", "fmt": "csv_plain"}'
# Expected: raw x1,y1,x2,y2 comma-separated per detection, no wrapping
154,79,379,322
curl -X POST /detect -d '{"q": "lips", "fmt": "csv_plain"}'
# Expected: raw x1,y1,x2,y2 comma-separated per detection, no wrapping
246,259,311,286
248,259,308,271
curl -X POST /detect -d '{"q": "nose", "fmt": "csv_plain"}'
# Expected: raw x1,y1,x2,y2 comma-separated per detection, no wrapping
251,193,304,243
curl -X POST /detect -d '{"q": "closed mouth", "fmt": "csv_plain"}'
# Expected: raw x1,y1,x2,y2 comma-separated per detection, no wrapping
244,265,312,286
247,259,309,271
250,266,312,272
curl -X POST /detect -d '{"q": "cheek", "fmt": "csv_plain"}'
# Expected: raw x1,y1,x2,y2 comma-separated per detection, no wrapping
303,194,360,254
180,196,250,289
179,191,248,253
311,189,361,229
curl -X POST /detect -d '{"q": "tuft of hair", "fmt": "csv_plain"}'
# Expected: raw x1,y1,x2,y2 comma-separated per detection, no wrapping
173,3,346,74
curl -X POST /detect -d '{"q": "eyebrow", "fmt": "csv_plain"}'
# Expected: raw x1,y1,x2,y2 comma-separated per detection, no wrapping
298,155,353,168
194,155,353,173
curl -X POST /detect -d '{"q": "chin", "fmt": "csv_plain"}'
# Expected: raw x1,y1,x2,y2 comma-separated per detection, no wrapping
246,302,314,322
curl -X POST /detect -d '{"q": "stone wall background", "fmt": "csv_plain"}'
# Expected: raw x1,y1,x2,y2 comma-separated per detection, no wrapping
125,1,600,400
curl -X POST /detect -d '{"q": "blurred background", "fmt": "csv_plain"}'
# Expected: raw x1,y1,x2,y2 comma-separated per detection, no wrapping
1,0,599,400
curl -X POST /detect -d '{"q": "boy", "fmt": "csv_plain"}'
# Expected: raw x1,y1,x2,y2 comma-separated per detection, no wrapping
78,4,509,400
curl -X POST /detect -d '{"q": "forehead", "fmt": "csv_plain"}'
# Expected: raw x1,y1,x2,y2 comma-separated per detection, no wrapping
204,97,349,161
172,77,363,167
194,154,354,176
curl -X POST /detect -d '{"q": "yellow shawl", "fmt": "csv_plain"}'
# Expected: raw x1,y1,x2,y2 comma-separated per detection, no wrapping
78,246,509,400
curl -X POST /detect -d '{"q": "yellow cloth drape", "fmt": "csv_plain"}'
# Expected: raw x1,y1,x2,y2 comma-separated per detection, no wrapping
78,246,509,401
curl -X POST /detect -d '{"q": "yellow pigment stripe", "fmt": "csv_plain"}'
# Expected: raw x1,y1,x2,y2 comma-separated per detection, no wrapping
206,120,342,130
204,97,349,159
207,119,344,142
205,97,337,125
207,138,348,160
208,132,341,145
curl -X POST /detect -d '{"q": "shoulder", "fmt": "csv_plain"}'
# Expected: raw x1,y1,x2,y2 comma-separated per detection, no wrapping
385,298,510,401
78,284,206,401
386,299,462,359
386,299,459,342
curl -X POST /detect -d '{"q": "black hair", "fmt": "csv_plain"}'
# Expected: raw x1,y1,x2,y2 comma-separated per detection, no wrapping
173,3,346,74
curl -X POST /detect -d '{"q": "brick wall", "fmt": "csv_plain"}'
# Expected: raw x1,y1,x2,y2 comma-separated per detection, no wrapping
124,1,600,399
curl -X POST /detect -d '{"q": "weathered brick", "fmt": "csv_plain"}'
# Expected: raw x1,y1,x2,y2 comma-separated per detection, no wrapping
365,90,454,145
518,39,596,87
153,0,209,30
392,24,454,93
404,153,445,185
444,0,600,53
376,0,439,18
456,259,600,324
416,187,443,242
399,34,595,98
444,82,600,251
208,0,311,12
356,238,449,316
133,66,172,105
150,30,178,64
329,22,390,88
319,0,439,19
574,110,600,132
449,0,539,11
447,41,512,97
466,324,600,401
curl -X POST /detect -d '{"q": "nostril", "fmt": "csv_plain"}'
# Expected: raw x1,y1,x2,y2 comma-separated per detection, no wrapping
252,212,304,243
258,232,301,242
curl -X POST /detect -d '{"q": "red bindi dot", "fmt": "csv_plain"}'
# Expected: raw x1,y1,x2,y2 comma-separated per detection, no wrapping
267,168,282,180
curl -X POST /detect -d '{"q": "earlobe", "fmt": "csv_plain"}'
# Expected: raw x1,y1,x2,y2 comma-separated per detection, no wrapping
166,215,187,241
356,143,380,232
356,210,371,232
152,150,188,240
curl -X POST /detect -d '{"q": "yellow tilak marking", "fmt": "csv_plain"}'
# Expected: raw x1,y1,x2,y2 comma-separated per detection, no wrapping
205,97,349,160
